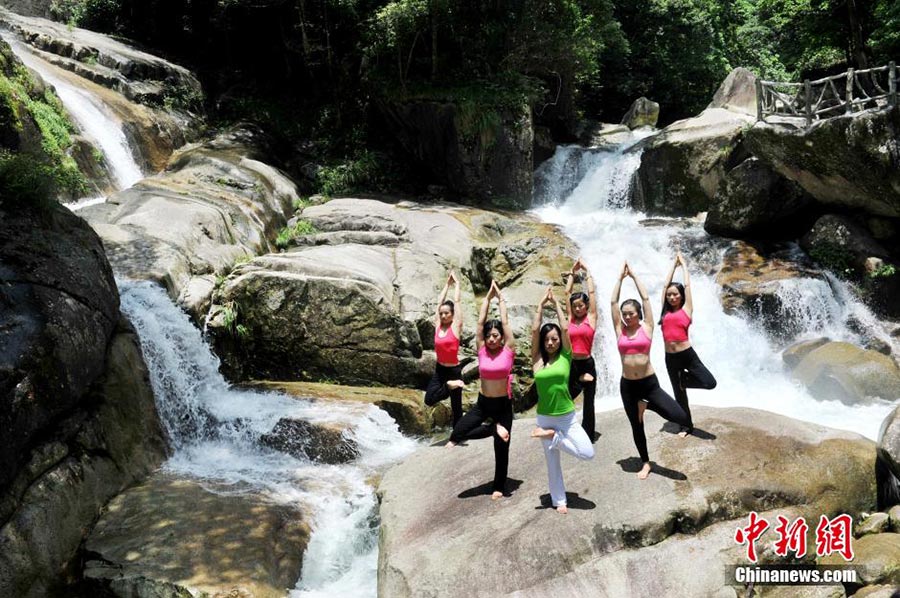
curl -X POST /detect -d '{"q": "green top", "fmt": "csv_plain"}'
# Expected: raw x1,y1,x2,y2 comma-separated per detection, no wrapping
535,348,575,416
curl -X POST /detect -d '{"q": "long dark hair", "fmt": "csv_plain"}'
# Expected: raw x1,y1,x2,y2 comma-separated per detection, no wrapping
569,292,589,311
539,322,562,364
483,318,503,339
620,299,643,321
658,283,684,324
440,299,455,315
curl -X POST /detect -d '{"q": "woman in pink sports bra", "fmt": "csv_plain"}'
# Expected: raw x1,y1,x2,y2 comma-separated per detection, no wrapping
424,271,465,426
661,252,717,437
611,262,690,480
447,280,515,501
565,257,599,442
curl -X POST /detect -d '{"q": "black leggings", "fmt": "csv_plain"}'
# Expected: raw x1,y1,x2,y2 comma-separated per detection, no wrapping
620,374,690,463
568,357,597,438
450,393,513,493
424,363,463,426
664,347,716,431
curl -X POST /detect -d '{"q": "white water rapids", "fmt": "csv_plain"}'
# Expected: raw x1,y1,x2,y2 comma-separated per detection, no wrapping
533,136,898,441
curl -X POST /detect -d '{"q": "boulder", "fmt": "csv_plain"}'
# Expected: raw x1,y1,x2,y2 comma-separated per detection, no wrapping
782,338,831,370
853,586,900,598
83,474,309,598
759,587,845,598
705,157,819,239
801,214,892,277
715,241,826,338
879,406,900,510
708,67,758,116
82,126,297,320
621,97,659,129
631,107,754,215
207,197,577,387
746,106,900,218
891,505,900,532
249,381,455,435
260,417,359,464
377,99,533,210
857,513,891,537
791,341,900,405
378,407,875,598
819,533,900,586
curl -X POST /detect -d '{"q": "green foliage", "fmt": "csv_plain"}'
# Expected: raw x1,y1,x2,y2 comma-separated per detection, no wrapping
809,242,855,278
50,0,124,31
292,196,309,212
316,151,383,198
275,219,318,249
868,263,897,279
0,151,57,212
161,81,204,113
219,300,251,341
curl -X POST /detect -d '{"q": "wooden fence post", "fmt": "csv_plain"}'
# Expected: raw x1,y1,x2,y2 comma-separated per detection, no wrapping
756,79,763,121
846,68,854,114
804,80,813,125
890,61,897,107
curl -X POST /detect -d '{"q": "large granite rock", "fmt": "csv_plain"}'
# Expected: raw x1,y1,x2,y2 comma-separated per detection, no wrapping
621,97,659,129
707,67,758,117
206,197,577,387
746,106,900,218
879,406,900,510
377,100,534,210
378,407,875,597
631,107,754,215
819,533,900,586
705,156,819,239
83,474,309,598
790,341,900,405
801,214,893,277
82,126,297,319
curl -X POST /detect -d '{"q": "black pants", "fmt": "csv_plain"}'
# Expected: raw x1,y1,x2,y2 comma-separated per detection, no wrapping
568,357,597,439
424,363,463,426
620,374,690,463
450,393,513,493
664,347,716,431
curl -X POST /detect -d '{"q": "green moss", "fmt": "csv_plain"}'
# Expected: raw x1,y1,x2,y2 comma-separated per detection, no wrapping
316,151,381,198
275,219,318,249
808,242,855,279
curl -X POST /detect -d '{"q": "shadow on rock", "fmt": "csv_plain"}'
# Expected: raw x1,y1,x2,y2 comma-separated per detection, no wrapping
536,493,596,510
458,478,523,499
617,457,688,481
659,421,717,440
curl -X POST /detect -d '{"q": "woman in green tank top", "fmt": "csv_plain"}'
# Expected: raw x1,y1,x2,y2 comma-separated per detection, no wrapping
530,287,595,514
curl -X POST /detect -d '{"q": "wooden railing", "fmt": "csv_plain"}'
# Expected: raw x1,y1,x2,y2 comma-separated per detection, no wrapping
756,62,897,125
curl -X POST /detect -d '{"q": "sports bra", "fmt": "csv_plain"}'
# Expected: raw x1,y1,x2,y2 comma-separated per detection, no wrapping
569,318,595,355
618,326,652,355
478,345,514,379
661,309,691,342
434,326,460,364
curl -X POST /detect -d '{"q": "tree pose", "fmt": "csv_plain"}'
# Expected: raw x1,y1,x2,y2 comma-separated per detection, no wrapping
565,257,599,441
661,252,716,437
531,286,594,514
611,262,690,480
424,270,465,426
447,280,515,501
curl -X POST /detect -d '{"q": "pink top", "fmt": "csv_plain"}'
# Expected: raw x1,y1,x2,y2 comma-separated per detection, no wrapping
661,309,691,342
569,318,595,355
478,345,515,380
434,326,460,364
618,326,652,355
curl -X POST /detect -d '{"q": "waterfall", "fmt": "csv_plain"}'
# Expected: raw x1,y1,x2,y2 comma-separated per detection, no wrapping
1,32,143,205
533,138,896,441
120,280,418,596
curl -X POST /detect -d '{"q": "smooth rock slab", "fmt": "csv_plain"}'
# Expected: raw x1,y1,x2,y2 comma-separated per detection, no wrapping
377,407,874,598
84,473,309,598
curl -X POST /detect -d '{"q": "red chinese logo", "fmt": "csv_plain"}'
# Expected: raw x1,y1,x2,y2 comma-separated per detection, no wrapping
773,515,808,558
815,514,854,561
734,511,770,563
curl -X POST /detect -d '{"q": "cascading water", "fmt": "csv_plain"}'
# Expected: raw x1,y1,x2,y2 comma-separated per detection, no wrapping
1,32,143,207
120,280,418,596
533,136,897,441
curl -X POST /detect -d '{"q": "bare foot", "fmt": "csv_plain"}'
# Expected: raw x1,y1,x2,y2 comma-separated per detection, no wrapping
491,491,503,500
556,505,568,514
447,380,465,390
496,424,510,442
579,373,594,383
531,427,555,440
637,462,651,479
446,440,457,448
677,430,689,438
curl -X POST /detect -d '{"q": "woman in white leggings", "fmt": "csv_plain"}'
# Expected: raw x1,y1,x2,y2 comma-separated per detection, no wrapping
530,287,595,514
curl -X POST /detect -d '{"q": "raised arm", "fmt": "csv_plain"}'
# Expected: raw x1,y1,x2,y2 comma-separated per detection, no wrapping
565,259,577,302
475,283,495,350
531,292,545,367
678,252,693,317
584,267,598,328
610,263,626,335
494,280,515,350
630,268,654,332
435,274,451,328
451,271,463,335
552,290,572,354
662,256,679,306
